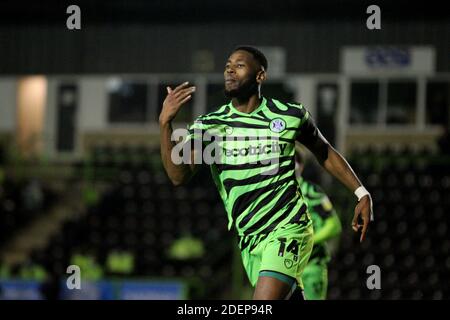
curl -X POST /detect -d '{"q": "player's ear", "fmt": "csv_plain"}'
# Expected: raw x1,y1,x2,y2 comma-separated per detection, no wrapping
256,68,266,84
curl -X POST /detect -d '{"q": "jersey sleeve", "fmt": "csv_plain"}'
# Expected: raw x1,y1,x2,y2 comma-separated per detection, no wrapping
295,107,320,146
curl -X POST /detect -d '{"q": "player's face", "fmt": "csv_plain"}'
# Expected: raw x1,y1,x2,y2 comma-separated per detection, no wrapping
224,50,260,98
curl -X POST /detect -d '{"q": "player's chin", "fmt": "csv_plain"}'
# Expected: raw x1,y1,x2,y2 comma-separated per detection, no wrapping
224,87,240,98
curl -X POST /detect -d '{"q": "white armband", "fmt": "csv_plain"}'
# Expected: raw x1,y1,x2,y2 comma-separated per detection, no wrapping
354,186,370,201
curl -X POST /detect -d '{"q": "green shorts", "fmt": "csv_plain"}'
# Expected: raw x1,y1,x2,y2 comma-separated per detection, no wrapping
302,260,328,300
239,220,314,289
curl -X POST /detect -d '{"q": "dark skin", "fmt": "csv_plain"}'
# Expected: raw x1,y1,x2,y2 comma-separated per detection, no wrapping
159,50,373,300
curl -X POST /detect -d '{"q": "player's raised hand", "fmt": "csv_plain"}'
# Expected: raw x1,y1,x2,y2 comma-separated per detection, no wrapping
351,194,373,243
159,81,196,124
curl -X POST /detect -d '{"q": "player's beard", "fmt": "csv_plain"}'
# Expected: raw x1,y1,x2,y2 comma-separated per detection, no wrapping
224,75,258,100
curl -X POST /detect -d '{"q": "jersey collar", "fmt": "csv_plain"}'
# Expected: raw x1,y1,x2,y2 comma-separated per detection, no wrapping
228,96,267,116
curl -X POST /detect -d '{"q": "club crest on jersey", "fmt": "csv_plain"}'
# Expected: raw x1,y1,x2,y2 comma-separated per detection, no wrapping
269,118,286,133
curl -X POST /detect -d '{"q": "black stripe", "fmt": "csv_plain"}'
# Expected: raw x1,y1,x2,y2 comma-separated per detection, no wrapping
289,203,308,223
199,119,268,129
239,233,269,252
219,112,269,123
244,186,299,235
266,99,308,119
216,156,292,173
238,183,297,229
223,160,294,195
266,98,280,113
257,201,305,235
219,136,293,142
290,102,307,118
249,234,268,252
256,110,271,122
231,174,294,223
239,236,251,251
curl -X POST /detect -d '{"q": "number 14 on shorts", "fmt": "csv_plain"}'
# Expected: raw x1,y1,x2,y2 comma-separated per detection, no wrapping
277,237,299,261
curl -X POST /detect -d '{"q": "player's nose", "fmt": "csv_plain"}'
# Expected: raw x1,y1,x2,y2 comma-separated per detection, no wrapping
225,66,235,74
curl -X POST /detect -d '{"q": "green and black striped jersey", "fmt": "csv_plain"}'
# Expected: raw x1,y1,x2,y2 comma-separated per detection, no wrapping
187,96,319,236
297,177,335,263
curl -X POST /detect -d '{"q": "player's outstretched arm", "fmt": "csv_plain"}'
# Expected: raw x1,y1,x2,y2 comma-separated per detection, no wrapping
159,82,198,186
298,121,373,242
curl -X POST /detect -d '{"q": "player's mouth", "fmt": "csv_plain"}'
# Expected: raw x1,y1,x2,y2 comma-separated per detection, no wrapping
225,81,237,92
225,78,238,89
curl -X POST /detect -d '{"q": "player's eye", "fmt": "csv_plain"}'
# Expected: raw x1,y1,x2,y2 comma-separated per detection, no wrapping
237,64,245,68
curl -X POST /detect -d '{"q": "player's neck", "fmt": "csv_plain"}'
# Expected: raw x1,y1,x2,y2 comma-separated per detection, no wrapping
231,93,262,114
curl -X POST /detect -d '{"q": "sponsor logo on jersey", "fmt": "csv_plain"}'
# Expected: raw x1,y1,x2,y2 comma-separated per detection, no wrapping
223,142,287,157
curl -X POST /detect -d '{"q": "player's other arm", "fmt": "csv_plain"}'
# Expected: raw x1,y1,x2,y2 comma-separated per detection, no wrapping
298,117,373,242
159,82,198,186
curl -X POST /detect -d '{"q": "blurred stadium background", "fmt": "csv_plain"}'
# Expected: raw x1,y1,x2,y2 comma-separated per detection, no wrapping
0,0,449,300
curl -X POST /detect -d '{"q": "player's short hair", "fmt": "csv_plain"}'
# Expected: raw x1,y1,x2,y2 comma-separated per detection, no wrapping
232,46,268,71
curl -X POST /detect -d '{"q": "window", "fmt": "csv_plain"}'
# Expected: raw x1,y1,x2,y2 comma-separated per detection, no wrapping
108,80,148,123
316,83,339,145
386,80,417,125
350,81,379,124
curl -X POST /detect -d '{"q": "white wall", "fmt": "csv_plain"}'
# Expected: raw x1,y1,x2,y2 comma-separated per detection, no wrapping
78,77,108,131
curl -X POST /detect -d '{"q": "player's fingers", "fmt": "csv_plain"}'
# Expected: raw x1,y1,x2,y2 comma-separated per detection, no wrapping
174,86,196,98
360,215,369,242
173,81,190,93
167,86,173,94
179,94,192,104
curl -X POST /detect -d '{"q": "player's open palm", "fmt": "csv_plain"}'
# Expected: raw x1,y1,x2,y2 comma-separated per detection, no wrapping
159,82,196,124
352,194,373,243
